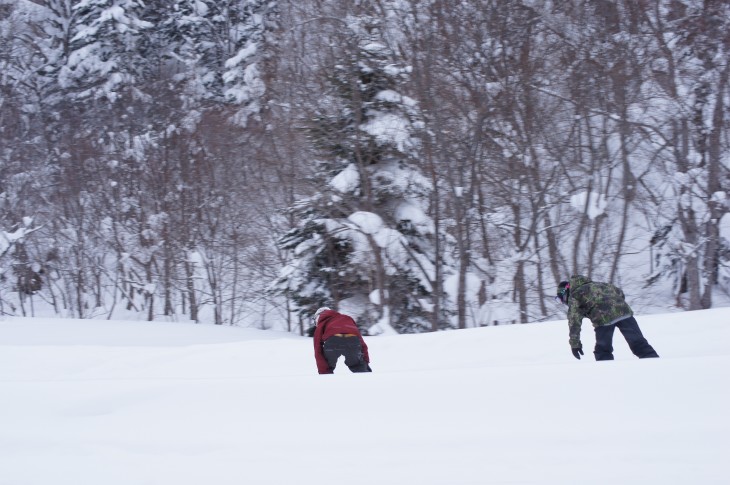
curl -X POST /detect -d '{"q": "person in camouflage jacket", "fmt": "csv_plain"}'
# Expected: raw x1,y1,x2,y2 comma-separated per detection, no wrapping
556,275,659,361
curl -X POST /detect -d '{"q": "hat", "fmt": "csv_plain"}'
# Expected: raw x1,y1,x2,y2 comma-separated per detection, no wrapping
313,306,332,326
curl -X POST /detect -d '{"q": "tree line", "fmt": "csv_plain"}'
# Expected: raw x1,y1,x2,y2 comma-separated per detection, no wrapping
0,0,728,332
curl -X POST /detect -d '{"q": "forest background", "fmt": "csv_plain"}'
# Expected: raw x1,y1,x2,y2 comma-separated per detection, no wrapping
1,0,728,335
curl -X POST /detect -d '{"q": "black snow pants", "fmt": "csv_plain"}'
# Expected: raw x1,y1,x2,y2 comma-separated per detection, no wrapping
323,336,371,373
594,316,659,361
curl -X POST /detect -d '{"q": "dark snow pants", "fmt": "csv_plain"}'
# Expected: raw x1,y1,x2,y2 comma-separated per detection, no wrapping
323,336,371,373
594,317,659,361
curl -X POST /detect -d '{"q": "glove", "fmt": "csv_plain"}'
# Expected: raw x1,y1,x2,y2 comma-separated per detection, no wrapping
572,346,584,360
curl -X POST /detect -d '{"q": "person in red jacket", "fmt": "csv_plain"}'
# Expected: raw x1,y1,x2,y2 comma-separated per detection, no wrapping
312,307,372,374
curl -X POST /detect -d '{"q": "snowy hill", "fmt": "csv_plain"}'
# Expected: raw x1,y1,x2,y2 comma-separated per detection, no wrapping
1,310,728,485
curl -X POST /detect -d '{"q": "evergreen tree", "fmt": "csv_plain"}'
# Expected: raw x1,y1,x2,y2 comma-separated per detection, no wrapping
60,0,152,101
162,0,270,119
273,8,451,333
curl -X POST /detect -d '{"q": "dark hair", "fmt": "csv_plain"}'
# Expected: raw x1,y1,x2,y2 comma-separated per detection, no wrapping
556,281,570,304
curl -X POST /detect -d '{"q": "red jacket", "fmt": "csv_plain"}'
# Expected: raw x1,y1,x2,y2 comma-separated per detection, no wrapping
313,309,370,374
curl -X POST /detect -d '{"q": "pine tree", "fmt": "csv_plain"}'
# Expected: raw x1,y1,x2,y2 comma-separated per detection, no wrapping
160,0,271,124
60,0,152,101
273,8,451,333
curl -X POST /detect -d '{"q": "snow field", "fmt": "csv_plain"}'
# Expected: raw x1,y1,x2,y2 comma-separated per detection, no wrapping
1,309,728,484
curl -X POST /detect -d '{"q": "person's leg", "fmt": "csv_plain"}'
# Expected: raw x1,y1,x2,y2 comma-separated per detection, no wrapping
616,317,659,358
594,325,616,361
322,337,346,371
341,338,371,372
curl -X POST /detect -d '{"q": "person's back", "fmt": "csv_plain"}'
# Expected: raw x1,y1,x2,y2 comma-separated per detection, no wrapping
569,276,633,327
316,310,361,338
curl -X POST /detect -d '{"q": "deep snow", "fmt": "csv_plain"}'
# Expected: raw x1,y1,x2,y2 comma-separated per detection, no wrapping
1,309,728,484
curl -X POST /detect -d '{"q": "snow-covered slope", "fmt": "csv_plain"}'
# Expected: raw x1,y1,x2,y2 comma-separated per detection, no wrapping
1,310,728,484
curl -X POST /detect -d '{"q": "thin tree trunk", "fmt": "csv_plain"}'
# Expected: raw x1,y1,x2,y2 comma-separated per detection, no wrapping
701,63,729,308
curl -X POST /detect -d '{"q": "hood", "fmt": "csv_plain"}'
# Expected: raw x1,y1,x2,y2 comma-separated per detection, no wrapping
569,275,592,290
316,309,338,325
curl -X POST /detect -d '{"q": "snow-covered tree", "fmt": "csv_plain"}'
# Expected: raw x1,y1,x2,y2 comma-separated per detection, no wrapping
0,1,277,321
59,0,151,101
161,0,270,125
641,0,730,309
272,4,451,333
2,0,728,326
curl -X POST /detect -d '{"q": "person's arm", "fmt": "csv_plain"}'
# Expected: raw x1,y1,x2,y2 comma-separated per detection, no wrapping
567,303,585,359
567,303,583,349
313,325,332,374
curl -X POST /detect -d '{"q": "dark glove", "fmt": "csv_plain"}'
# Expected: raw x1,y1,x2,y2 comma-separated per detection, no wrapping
572,346,584,360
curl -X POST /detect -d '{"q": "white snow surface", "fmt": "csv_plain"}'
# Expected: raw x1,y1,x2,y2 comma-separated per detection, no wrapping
1,309,728,484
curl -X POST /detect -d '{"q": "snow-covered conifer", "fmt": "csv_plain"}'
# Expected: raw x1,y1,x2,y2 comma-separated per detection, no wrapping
273,6,451,333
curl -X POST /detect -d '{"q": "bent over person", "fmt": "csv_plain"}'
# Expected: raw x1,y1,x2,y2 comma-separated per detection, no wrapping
312,307,372,374
556,275,659,361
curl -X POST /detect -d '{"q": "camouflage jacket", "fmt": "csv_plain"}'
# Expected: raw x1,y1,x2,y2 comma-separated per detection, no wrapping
567,275,633,348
